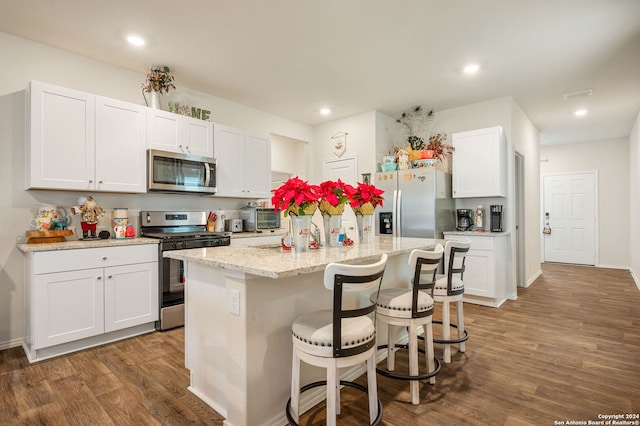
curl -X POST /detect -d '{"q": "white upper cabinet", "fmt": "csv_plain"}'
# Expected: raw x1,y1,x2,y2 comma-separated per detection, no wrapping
27,81,146,193
27,81,95,190
147,109,213,158
451,126,507,198
214,124,271,198
95,96,147,192
184,117,214,157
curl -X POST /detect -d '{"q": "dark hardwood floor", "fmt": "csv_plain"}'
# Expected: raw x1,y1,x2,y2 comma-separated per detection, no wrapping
1,263,639,425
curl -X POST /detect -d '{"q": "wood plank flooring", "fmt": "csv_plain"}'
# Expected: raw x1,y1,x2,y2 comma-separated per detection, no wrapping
1,263,639,425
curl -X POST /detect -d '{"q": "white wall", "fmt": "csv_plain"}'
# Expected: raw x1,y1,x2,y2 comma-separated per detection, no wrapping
539,138,630,268
271,135,307,177
426,97,541,289
0,32,314,349
510,100,541,285
628,111,639,285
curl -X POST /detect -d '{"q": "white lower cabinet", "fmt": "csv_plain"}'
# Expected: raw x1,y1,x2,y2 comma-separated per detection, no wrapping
444,233,510,307
34,268,104,348
24,244,158,362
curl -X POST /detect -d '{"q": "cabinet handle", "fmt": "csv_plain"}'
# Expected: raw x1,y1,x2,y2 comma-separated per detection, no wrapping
97,276,102,280
102,256,107,261
99,180,103,184
89,179,94,183
107,275,113,279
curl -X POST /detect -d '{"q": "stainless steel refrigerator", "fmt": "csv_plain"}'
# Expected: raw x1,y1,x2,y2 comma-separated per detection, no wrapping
374,168,454,238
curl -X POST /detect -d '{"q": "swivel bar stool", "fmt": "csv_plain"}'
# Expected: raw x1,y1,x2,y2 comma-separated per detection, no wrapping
433,239,470,363
286,254,388,426
373,245,444,405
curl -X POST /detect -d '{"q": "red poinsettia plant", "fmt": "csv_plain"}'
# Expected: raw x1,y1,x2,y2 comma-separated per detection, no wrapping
347,182,384,215
318,179,355,215
271,177,320,217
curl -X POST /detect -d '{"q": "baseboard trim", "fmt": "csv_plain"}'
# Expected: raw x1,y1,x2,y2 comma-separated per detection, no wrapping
525,269,542,287
0,337,24,352
630,269,640,291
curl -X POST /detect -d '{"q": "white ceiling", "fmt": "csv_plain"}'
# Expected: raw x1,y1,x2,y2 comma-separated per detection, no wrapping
1,0,639,145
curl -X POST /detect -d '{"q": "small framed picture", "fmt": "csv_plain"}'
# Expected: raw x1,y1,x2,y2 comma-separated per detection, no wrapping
362,173,371,184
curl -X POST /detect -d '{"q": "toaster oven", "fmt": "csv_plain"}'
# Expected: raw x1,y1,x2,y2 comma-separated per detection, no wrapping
239,207,281,232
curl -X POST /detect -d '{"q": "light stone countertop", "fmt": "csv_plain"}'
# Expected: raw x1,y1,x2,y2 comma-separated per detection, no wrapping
17,237,159,253
444,230,511,237
229,229,285,239
164,236,439,279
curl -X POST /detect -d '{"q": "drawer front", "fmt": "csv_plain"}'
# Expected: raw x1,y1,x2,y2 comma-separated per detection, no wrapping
33,245,159,274
445,234,495,251
467,236,494,251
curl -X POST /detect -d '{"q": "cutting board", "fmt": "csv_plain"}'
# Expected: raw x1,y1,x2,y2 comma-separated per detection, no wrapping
26,230,74,244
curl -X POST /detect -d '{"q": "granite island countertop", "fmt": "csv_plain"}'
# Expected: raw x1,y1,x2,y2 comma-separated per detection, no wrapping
164,236,439,279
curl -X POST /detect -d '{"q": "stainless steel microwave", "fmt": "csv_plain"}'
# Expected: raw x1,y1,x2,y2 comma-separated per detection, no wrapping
239,207,281,231
147,149,217,194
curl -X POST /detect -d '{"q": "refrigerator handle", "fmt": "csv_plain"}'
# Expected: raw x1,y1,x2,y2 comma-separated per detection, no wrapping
395,189,401,237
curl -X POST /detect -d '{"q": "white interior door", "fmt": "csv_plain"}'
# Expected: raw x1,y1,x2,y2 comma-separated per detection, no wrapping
322,156,357,185
543,172,596,265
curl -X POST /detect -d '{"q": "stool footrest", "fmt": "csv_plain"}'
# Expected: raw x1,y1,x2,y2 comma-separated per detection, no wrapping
286,380,383,426
375,344,441,381
429,320,470,344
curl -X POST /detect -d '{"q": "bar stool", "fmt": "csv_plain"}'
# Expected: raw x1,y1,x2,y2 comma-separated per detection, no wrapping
286,254,388,426
433,239,470,363
373,245,444,405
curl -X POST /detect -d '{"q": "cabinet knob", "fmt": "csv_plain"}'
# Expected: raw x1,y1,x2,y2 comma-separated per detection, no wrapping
107,275,113,279
99,180,103,184
97,276,102,280
89,179,94,183
102,256,107,261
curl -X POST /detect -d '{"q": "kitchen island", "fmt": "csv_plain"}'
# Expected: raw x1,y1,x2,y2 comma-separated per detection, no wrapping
164,236,438,426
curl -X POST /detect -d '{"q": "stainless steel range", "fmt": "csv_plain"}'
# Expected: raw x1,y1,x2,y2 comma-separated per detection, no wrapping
140,211,230,330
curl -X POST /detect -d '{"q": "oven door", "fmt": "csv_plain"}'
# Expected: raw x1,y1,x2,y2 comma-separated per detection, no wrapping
148,149,217,194
162,257,185,307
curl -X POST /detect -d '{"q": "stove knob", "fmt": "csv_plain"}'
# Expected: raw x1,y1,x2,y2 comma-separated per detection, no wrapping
171,242,177,250
180,242,187,249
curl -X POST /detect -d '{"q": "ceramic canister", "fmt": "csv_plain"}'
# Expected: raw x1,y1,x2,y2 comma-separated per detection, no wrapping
113,208,128,219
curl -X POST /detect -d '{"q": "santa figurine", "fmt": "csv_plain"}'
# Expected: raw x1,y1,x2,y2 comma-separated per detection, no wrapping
397,149,410,170
79,196,104,239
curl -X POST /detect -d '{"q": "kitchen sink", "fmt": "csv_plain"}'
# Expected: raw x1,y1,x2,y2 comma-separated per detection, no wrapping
251,243,282,250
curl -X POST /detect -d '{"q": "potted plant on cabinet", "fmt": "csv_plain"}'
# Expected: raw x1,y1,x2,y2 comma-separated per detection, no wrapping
141,66,176,109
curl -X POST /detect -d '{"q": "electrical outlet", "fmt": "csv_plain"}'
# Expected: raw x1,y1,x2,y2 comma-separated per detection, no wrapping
229,289,241,316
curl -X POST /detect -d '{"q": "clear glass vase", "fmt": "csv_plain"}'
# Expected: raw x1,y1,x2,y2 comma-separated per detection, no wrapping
291,215,312,252
323,214,342,247
356,214,374,244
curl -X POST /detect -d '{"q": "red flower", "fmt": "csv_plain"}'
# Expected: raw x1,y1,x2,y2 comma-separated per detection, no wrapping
347,182,385,209
318,179,354,207
271,177,320,216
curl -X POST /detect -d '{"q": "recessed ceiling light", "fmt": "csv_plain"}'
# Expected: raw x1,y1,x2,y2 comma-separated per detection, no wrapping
574,109,588,116
127,35,145,46
463,63,480,74
320,108,331,115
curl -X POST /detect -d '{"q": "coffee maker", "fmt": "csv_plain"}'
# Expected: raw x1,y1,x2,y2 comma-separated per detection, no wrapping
456,209,474,231
490,205,503,232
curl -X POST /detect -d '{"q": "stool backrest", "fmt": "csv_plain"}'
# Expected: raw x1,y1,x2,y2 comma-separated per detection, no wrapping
444,239,470,296
324,253,388,357
408,244,444,318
